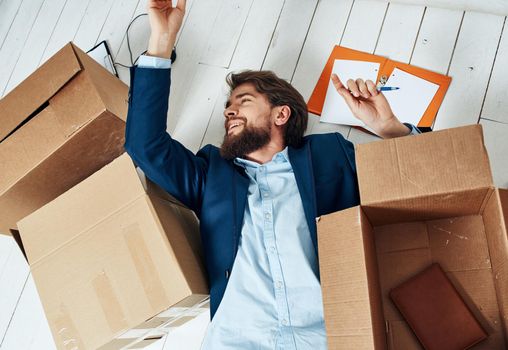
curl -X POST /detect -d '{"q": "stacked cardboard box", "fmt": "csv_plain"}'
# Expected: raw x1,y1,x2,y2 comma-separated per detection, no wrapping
1,42,209,349
318,125,508,349
0,42,128,237
17,153,208,349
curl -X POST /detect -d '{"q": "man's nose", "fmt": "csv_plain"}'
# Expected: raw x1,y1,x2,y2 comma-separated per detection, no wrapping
224,108,237,119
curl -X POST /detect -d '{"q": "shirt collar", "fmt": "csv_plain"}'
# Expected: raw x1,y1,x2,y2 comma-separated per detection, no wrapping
234,147,289,168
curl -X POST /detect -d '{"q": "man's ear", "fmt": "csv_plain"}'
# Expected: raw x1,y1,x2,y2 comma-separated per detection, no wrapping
274,105,291,126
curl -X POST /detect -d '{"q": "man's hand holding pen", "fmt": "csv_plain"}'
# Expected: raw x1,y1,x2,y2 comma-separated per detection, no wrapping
330,74,410,139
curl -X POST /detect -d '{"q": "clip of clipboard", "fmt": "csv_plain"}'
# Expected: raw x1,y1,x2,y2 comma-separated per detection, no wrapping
307,46,451,131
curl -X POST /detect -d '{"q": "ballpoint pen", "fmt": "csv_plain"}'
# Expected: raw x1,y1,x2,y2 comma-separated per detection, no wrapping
378,86,400,91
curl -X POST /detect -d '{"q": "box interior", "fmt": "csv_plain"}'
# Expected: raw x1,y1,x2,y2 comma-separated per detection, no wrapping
318,187,508,349
369,188,507,349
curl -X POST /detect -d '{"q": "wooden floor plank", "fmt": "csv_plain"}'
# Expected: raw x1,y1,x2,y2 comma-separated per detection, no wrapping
3,0,67,95
340,0,388,52
0,244,29,345
229,0,284,71
0,0,22,51
433,11,505,130
94,0,141,61
262,0,318,81
0,0,45,98
481,17,508,124
480,119,508,188
166,0,225,134
172,64,227,152
38,0,93,65
175,0,197,48
0,235,14,280
410,7,463,74
374,2,425,63
1,275,55,350
73,0,117,54
198,0,253,68
292,0,353,100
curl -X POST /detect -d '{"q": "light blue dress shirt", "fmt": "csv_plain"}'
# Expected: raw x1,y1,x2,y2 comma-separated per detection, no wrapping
200,148,327,349
136,55,421,350
137,54,172,69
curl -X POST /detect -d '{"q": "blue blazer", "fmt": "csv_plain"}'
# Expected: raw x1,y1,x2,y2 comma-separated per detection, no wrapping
124,66,360,319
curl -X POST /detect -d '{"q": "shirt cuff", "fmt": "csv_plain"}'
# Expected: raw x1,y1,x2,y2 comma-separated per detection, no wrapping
137,55,172,69
403,123,422,135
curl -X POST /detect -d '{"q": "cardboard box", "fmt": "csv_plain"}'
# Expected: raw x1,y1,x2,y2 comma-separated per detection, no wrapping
99,296,210,350
317,125,508,349
0,41,129,235
17,153,209,350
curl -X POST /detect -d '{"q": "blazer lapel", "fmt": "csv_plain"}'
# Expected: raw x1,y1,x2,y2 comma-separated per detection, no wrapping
232,164,249,258
288,144,318,257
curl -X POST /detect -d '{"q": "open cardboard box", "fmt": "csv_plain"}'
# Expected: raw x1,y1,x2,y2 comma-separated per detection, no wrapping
16,153,209,350
0,41,128,236
317,125,508,349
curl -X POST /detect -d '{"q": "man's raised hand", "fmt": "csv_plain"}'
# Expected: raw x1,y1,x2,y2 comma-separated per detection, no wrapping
330,74,410,139
147,0,186,59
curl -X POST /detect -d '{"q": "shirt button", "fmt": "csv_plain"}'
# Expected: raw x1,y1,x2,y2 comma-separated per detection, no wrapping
269,246,276,253
276,281,283,289
281,319,288,326
265,213,271,220
263,192,269,198
259,166,265,172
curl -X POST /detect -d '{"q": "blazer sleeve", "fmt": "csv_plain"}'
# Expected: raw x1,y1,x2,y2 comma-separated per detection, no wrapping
124,66,207,214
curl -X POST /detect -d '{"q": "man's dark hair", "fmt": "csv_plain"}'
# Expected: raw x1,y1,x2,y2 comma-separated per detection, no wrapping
225,70,308,148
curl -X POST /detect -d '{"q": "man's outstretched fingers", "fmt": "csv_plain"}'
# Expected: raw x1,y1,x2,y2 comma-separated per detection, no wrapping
331,74,358,109
346,79,361,97
356,79,369,98
366,80,378,97
331,74,347,94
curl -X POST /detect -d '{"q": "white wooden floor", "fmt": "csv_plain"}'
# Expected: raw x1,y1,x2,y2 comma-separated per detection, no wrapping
1,0,507,349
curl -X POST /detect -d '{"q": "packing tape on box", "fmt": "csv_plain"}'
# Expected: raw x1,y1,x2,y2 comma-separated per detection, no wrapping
53,303,85,350
92,270,128,334
99,296,210,350
124,222,168,311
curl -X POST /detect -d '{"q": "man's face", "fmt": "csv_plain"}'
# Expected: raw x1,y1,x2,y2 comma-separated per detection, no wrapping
220,83,274,159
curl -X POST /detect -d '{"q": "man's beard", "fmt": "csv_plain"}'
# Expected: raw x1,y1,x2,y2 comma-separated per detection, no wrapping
220,118,271,160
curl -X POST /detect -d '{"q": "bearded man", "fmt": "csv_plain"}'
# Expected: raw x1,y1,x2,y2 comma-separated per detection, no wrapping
124,1,420,349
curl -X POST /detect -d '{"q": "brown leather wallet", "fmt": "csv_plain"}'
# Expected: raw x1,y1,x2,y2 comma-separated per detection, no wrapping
389,263,487,350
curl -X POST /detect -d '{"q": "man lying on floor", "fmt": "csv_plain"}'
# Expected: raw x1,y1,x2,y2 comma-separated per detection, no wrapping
124,1,420,349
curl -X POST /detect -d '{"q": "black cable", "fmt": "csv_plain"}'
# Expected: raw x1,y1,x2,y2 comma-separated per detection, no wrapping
127,13,148,66
88,12,177,71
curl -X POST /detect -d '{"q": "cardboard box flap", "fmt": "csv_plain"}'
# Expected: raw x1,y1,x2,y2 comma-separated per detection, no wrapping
70,43,128,122
0,43,81,142
480,188,508,339
317,207,386,349
17,153,144,264
356,125,494,207
500,188,508,229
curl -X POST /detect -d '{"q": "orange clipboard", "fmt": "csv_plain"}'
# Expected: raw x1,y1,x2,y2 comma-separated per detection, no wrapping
307,46,451,129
